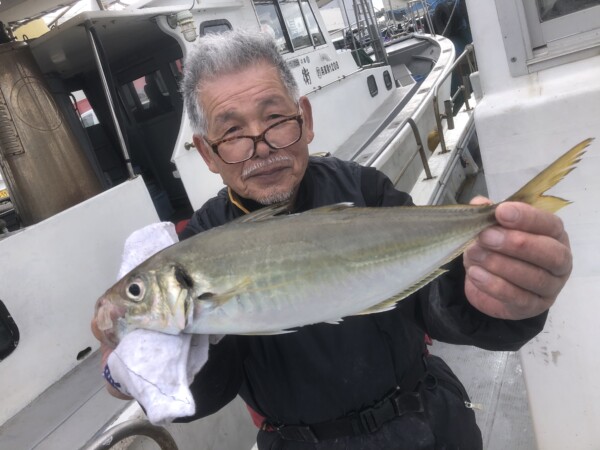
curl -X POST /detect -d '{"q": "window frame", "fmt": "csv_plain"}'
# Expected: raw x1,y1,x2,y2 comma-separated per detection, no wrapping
199,19,233,37
495,0,600,76
253,0,327,53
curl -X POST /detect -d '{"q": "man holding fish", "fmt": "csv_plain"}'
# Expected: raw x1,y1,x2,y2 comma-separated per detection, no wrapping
92,30,574,449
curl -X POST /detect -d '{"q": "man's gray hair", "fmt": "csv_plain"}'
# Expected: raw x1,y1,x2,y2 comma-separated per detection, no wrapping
181,29,300,135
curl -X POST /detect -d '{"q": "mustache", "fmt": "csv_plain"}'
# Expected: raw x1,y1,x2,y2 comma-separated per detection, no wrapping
242,155,293,179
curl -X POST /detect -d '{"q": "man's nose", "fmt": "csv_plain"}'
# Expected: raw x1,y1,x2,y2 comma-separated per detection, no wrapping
253,136,273,159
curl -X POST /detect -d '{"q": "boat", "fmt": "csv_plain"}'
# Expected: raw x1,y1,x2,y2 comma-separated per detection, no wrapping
464,2,600,448
0,0,597,448
0,0,475,447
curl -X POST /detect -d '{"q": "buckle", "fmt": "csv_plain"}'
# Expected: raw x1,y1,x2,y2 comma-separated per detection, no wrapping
359,396,396,433
276,425,319,443
392,391,424,415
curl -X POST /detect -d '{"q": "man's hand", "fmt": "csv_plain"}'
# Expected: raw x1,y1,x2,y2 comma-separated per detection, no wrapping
463,198,572,320
91,317,132,400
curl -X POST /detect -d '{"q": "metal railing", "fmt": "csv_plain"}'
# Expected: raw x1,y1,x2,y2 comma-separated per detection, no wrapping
363,42,477,186
406,0,435,36
83,419,178,450
432,44,477,154
391,117,434,186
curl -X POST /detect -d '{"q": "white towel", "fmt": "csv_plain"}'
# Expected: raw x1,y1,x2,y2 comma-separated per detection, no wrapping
104,222,213,425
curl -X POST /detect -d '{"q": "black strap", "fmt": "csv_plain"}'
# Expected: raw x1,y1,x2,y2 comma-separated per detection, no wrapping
268,357,428,443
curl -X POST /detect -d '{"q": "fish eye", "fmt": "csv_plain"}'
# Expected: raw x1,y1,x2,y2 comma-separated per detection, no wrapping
126,279,145,302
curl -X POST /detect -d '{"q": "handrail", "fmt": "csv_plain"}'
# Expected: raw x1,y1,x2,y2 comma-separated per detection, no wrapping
406,0,435,36
82,419,178,450
392,117,434,185
432,44,477,153
362,44,476,182
361,113,434,183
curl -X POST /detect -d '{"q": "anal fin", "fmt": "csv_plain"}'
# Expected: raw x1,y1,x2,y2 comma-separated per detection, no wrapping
240,329,297,336
355,268,448,316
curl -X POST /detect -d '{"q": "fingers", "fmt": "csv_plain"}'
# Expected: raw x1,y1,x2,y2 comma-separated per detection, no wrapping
495,202,568,243
465,244,565,298
463,249,557,319
476,226,572,277
463,199,572,320
463,273,548,320
469,195,493,206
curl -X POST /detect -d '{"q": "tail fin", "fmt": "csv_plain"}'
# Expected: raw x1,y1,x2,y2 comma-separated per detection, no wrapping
507,138,593,213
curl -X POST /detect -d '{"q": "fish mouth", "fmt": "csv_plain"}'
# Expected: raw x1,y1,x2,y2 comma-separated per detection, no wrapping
95,297,126,347
242,155,293,180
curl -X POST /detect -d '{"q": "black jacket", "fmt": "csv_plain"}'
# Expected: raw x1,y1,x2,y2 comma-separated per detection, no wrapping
177,157,546,448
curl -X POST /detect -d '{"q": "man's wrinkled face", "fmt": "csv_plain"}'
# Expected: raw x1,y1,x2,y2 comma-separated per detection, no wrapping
193,63,314,205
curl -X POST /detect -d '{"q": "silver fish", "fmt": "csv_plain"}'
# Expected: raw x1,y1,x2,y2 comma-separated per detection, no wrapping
95,138,593,346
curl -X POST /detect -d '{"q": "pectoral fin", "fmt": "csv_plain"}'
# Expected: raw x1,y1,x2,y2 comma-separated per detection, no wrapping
355,268,448,316
196,277,253,308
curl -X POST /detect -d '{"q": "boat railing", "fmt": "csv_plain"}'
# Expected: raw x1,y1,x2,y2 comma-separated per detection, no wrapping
393,117,434,184
363,42,477,186
82,419,179,450
432,43,477,154
406,0,435,36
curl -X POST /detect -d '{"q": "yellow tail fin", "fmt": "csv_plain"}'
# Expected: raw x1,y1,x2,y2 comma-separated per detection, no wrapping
507,138,593,213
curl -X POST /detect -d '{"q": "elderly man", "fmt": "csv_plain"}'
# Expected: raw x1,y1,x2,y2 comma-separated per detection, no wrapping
93,30,571,449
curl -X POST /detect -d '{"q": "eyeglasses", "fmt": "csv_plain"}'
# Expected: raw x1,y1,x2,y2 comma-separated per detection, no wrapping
205,113,304,164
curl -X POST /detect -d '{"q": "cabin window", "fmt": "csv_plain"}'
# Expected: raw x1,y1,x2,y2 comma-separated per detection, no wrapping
300,0,326,46
255,0,324,51
256,1,292,53
367,75,378,97
495,0,600,75
535,0,599,21
121,70,173,122
279,0,312,50
383,70,393,90
0,300,19,362
71,90,99,128
199,19,232,36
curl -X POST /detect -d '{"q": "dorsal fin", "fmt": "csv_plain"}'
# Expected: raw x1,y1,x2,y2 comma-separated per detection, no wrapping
304,202,355,214
232,202,292,224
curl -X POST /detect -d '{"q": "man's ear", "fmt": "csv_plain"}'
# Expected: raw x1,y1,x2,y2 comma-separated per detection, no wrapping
299,96,314,144
193,135,220,174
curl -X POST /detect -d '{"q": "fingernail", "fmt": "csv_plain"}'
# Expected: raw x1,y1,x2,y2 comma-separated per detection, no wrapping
499,204,519,223
480,228,504,247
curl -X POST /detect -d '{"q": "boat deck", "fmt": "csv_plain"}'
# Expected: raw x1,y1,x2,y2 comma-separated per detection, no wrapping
433,342,537,449
434,147,537,450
